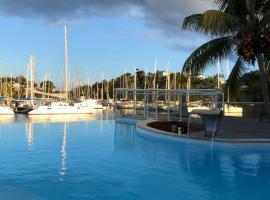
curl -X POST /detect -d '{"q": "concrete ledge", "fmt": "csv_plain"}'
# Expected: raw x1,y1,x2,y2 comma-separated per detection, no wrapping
136,120,188,139
136,120,270,144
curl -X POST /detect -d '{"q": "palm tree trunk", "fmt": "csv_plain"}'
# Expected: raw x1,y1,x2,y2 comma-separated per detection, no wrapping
256,54,270,115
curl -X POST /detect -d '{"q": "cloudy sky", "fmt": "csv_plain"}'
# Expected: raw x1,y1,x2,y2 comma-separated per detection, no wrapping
0,0,215,84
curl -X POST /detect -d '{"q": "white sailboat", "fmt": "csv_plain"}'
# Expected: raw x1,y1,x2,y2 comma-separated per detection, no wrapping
0,97,14,115
28,102,91,115
28,26,92,115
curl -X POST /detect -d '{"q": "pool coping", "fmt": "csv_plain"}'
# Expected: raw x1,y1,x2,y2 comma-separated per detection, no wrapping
136,120,270,143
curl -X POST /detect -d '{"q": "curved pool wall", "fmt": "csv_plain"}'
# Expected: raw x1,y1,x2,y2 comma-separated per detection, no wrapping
136,125,270,149
115,117,270,144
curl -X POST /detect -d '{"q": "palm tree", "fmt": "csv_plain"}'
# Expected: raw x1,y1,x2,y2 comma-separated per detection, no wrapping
182,0,270,114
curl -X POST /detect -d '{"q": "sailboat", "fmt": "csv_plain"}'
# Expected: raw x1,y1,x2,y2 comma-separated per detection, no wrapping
28,26,92,115
77,73,105,110
0,96,14,115
0,65,15,114
28,101,92,115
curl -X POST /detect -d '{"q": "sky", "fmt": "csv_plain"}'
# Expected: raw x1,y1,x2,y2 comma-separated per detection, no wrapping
0,0,234,85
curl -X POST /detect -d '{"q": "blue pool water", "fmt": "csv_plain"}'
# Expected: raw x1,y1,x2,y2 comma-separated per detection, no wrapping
0,115,270,200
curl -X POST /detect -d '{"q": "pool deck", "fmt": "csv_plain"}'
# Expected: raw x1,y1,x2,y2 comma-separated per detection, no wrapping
218,117,270,139
134,116,270,143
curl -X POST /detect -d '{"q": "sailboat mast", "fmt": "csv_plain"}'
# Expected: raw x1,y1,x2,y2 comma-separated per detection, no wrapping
101,73,104,100
26,63,29,98
166,62,170,90
30,55,35,100
144,67,147,89
174,72,176,90
153,59,157,89
64,25,68,99
112,79,115,100
10,73,13,99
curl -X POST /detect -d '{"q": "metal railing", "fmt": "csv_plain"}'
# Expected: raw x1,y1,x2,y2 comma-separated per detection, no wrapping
114,88,224,121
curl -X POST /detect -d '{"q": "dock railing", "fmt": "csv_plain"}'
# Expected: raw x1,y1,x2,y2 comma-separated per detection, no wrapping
114,88,224,121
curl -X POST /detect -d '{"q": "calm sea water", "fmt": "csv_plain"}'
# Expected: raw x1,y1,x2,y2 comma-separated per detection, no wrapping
0,113,269,200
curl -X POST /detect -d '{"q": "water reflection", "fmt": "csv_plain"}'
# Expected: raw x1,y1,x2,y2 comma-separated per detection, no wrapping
114,123,136,151
0,115,16,124
115,123,270,199
0,110,114,125
25,122,33,148
27,114,95,124
60,122,67,180
25,120,69,179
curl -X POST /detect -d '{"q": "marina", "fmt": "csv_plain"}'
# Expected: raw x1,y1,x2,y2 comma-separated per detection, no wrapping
0,0,269,199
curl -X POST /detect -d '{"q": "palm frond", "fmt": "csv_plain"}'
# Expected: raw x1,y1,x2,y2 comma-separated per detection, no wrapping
182,10,239,36
182,36,234,74
260,11,270,27
214,0,251,23
202,10,239,35
262,0,270,14
265,57,270,71
227,57,247,89
246,0,257,15
182,14,203,32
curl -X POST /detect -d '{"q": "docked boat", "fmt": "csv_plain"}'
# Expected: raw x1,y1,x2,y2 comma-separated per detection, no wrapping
0,106,14,115
13,98,34,114
75,99,104,109
28,102,92,115
0,97,15,115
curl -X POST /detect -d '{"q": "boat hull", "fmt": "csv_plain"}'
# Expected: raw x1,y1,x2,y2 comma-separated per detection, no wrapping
28,107,92,115
0,107,14,115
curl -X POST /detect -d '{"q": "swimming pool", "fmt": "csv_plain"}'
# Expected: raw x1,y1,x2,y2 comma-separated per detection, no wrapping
0,116,269,199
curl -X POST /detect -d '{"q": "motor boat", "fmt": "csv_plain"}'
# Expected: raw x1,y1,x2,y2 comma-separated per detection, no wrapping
28,102,92,115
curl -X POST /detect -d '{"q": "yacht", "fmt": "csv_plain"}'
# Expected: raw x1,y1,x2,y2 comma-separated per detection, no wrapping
75,99,104,109
28,102,92,115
